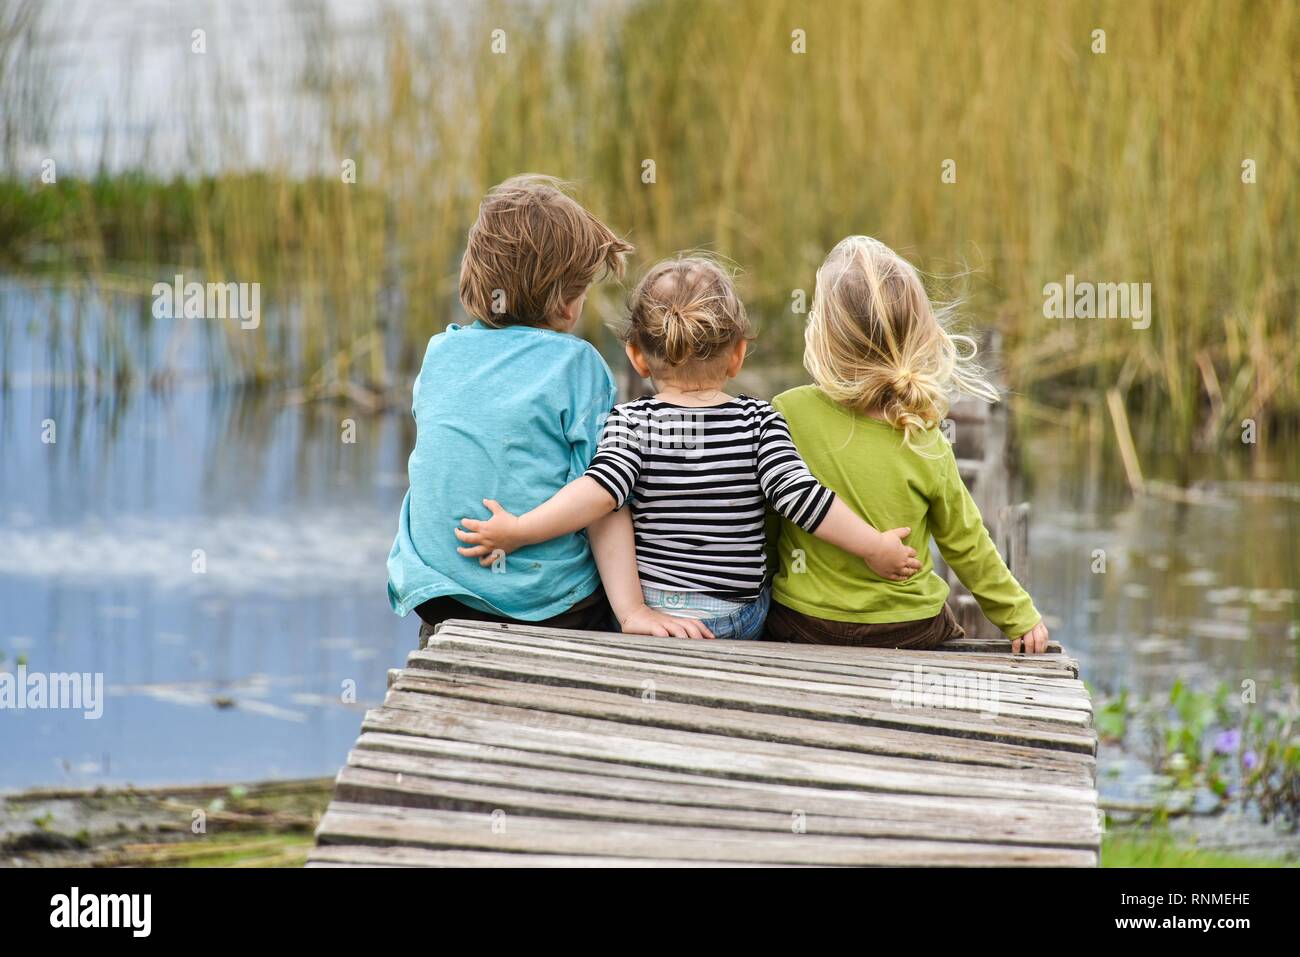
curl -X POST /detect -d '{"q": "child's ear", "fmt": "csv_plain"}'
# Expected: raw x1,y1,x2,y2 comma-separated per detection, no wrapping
557,291,587,328
726,340,748,377
559,293,585,327
624,343,654,380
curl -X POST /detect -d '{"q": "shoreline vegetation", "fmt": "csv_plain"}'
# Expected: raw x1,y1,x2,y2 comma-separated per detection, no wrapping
0,778,329,868
3,679,1298,869
1,776,1294,868
1,0,1297,460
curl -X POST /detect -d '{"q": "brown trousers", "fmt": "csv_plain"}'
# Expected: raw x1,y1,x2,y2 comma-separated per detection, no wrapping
765,601,965,649
415,585,613,644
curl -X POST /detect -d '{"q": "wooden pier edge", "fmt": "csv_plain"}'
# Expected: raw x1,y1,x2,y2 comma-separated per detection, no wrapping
310,620,1100,868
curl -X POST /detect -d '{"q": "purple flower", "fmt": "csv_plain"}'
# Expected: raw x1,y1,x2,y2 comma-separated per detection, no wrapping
1243,750,1257,770
1212,728,1241,755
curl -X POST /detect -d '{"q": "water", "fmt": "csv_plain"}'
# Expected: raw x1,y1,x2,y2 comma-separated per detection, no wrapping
1024,426,1299,821
3,282,1296,794
1027,431,1299,699
1,284,419,790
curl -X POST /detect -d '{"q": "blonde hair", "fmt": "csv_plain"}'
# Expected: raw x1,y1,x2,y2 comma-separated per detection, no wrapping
625,255,752,384
459,174,633,327
804,236,998,451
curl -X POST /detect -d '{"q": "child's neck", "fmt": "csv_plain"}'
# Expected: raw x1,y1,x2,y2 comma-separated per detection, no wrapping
654,382,734,407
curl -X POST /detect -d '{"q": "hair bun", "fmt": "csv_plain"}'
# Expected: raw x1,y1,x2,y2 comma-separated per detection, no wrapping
627,256,750,371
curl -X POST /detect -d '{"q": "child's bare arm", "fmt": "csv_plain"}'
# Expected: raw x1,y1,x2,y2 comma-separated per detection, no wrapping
454,476,614,563
812,498,920,581
588,508,713,640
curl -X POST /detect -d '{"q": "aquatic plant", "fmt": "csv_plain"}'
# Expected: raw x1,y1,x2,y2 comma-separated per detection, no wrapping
1100,680,1300,827
0,0,1296,436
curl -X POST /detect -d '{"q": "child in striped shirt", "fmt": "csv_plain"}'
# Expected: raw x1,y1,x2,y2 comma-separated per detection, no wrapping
454,256,919,640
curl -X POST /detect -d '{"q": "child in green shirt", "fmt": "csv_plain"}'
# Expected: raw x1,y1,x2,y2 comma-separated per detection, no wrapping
768,236,1050,654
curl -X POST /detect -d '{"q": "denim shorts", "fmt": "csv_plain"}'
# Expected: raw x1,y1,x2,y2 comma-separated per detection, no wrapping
698,586,771,641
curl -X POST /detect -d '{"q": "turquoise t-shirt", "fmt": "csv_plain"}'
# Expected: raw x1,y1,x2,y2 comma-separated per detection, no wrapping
387,321,618,620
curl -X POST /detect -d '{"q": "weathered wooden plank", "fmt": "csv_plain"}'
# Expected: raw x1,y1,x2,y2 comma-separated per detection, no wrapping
481,629,1086,693
412,641,1091,729
427,625,1092,712
339,750,1103,848
390,657,1092,754
352,731,1092,822
940,636,1062,656
307,845,759,867
376,691,1087,794
434,620,1078,676
363,701,1098,805
403,649,1092,743
375,692,1096,803
316,802,1097,867
352,731,1090,812
387,670,1095,781
956,458,984,485
346,743,1094,826
417,635,1090,725
403,647,1098,752
429,623,1089,697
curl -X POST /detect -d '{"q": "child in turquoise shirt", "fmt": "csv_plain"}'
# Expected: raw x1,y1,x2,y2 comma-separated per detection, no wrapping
387,175,709,641
387,319,618,622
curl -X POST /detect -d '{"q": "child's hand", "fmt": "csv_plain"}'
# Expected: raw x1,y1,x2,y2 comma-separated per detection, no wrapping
864,526,922,581
1011,619,1050,654
620,604,715,640
455,499,524,565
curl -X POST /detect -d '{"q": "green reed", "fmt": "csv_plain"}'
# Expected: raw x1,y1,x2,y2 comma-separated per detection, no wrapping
1,0,1296,446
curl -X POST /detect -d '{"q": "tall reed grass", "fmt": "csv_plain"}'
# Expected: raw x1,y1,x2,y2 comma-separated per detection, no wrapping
2,0,1297,449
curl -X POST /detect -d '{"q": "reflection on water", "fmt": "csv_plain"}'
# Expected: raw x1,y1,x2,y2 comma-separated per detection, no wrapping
1024,424,1299,815
2,283,1297,792
1,282,419,789
1026,429,1298,699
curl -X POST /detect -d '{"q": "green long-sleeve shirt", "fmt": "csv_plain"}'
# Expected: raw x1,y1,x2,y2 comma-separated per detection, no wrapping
769,385,1040,638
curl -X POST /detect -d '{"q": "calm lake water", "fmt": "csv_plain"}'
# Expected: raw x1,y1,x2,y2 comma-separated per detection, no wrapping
1,282,1296,793
0,281,418,789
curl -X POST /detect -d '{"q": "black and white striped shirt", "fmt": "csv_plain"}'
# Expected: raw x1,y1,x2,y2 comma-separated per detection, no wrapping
585,396,836,600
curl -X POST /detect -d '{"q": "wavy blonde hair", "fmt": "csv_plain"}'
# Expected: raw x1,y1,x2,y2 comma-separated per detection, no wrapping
625,255,752,385
804,236,998,451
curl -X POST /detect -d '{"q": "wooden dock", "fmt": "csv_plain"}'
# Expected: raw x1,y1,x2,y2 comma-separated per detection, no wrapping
309,620,1100,867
